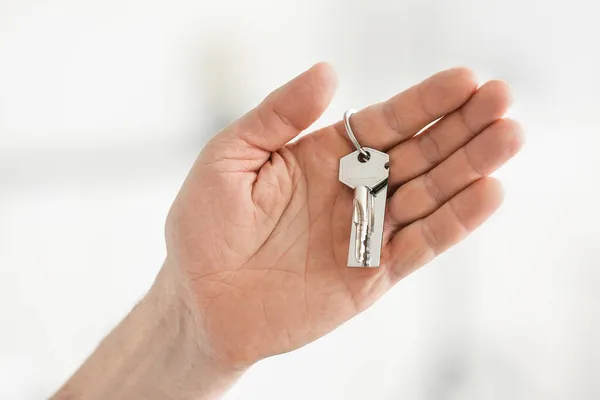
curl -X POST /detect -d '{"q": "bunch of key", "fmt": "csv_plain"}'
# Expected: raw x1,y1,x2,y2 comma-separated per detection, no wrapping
339,113,390,267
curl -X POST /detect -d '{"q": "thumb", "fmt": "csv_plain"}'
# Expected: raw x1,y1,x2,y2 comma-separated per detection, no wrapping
221,62,337,156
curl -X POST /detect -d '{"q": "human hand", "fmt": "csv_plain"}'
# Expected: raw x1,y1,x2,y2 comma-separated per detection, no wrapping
163,63,522,369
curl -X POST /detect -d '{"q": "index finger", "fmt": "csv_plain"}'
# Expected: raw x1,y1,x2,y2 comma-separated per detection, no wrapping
334,67,478,151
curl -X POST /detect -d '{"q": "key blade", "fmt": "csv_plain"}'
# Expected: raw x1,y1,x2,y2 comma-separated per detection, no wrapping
352,186,374,266
347,184,387,267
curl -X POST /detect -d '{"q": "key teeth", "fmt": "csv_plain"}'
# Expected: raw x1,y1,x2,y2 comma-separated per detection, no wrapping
361,231,371,266
361,206,373,267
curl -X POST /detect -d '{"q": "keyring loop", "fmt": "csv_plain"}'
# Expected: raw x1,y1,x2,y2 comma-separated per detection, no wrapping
343,109,370,160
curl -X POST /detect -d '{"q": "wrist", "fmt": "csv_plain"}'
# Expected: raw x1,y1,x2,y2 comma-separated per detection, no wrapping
53,260,247,400
138,261,249,399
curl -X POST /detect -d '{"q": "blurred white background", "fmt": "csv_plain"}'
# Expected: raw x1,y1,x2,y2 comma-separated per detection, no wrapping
1,0,599,398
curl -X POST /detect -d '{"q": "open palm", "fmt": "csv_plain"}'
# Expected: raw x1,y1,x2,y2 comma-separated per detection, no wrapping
165,63,522,367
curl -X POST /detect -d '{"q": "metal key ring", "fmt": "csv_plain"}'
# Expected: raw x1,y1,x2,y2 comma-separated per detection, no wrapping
343,109,370,160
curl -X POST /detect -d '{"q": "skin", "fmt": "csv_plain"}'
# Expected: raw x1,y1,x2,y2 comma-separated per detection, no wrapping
53,64,523,399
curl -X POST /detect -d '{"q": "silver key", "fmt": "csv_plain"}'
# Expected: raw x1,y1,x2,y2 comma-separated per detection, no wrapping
339,147,389,267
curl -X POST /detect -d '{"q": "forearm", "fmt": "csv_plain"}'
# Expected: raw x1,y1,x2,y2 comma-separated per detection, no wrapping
52,265,246,400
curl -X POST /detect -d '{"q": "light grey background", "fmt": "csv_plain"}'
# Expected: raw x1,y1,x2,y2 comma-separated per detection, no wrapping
1,0,598,398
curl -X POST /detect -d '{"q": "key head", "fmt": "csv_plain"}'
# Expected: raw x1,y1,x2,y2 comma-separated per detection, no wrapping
339,147,389,189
